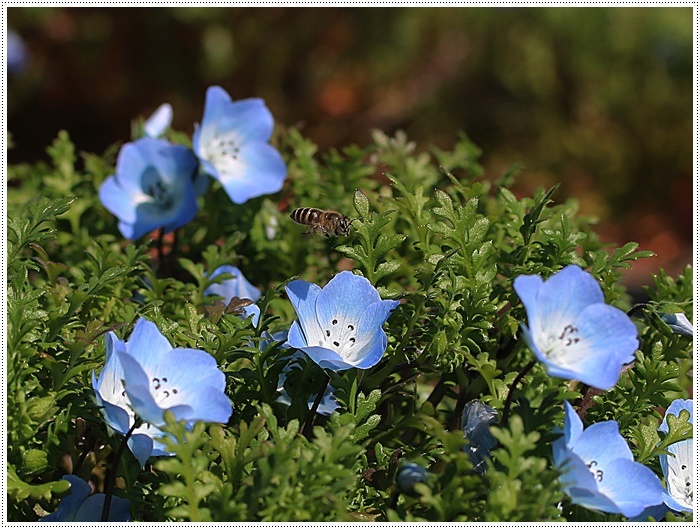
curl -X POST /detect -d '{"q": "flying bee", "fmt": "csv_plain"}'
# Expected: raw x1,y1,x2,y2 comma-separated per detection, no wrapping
290,207,352,237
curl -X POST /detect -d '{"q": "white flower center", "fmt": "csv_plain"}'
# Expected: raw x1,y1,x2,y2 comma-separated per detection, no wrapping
151,376,179,405
204,133,241,167
669,459,694,508
320,317,358,357
541,323,581,361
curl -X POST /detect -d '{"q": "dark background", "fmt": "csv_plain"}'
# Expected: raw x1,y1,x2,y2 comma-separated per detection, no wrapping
7,7,694,292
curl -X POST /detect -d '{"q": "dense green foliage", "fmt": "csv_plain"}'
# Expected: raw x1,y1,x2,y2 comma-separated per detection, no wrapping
6,128,692,521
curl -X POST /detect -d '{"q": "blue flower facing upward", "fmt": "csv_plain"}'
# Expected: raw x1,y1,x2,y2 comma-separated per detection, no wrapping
553,402,664,518
116,318,232,427
285,271,399,371
39,475,130,522
99,138,200,240
514,265,639,390
92,331,176,467
93,319,232,466
193,85,287,204
204,265,262,324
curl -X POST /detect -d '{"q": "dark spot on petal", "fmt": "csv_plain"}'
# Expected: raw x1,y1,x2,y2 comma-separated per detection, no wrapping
349,337,356,342
162,377,168,383
348,324,354,330
682,465,687,470
326,330,331,337
333,341,340,347
164,391,170,398
332,319,338,325
173,389,178,394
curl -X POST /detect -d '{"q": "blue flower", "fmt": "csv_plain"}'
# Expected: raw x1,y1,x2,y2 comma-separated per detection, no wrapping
514,265,638,390
658,398,693,513
285,271,399,371
192,85,286,204
553,402,664,518
92,331,175,467
660,313,694,336
114,318,232,429
461,399,499,474
204,265,261,324
275,352,339,416
143,103,173,138
395,463,429,496
99,137,200,240
39,475,130,522
7,28,28,75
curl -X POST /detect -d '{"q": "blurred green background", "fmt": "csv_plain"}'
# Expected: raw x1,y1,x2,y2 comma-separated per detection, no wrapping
7,7,693,293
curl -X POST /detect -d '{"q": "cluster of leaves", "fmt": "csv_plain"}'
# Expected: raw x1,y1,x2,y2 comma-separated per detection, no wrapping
6,128,692,521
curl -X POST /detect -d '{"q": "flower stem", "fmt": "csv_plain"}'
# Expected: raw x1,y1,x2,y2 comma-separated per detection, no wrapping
302,374,330,439
101,422,137,522
501,359,537,425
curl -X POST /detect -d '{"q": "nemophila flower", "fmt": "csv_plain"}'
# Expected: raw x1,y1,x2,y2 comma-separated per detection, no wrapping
99,138,200,240
285,271,399,371
204,265,261,324
660,312,694,336
143,103,173,138
395,463,429,496
7,28,27,75
461,399,499,474
658,398,694,513
553,402,664,518
115,318,232,428
276,352,339,416
92,331,174,467
39,475,130,522
192,85,287,204
514,265,638,390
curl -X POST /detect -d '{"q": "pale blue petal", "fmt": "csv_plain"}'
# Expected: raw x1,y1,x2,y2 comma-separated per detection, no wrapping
99,176,140,224
660,312,694,336
127,433,155,467
96,398,132,435
144,103,173,138
286,280,325,346
513,274,544,331
596,459,665,517
39,475,92,522
122,347,230,424
125,318,173,373
556,449,599,496
660,398,693,433
298,344,355,371
628,503,670,522
517,265,604,340
286,321,308,349
315,271,381,329
570,420,633,465
73,494,131,522
562,401,584,448
197,87,274,146
566,485,624,515
352,329,389,369
117,220,139,239
212,142,287,204
342,299,399,365
536,303,638,390
178,385,233,424
205,265,261,303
